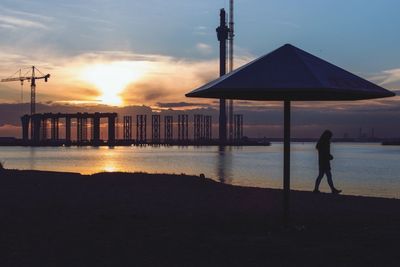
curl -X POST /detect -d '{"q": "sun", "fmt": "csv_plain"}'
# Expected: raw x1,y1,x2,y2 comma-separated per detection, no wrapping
80,61,147,106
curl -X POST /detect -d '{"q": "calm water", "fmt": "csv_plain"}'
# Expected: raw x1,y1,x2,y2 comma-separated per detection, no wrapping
0,143,399,198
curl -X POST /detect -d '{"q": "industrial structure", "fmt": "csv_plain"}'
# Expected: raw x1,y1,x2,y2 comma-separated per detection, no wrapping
152,115,161,143
1,66,50,115
77,117,88,143
164,116,173,142
136,115,147,143
193,114,212,141
0,3,258,148
1,4,253,148
18,112,249,147
204,115,212,140
216,1,235,143
123,116,133,141
178,114,189,142
193,114,203,141
20,112,117,145
216,9,229,143
51,116,60,141
228,0,235,142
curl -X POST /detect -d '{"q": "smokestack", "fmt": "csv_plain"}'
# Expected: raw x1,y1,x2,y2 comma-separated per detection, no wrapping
216,9,229,143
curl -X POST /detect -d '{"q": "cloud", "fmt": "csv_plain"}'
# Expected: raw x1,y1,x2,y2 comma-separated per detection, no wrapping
373,68,400,87
0,15,48,30
156,102,211,108
0,23,16,30
125,81,172,102
0,6,52,21
0,36,256,104
1,44,396,131
193,26,209,36
0,49,210,104
118,52,251,104
0,5,53,34
195,43,213,55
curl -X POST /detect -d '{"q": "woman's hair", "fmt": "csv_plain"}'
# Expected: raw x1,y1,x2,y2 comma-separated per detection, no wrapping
316,130,332,149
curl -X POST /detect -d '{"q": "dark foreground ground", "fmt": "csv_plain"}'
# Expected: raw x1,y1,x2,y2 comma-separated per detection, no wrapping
0,169,399,266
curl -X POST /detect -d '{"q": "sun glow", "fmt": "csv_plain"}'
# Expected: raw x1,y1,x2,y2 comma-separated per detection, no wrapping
80,61,147,106
103,165,117,172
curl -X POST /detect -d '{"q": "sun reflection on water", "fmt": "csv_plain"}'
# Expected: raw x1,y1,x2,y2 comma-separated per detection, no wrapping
1,145,399,198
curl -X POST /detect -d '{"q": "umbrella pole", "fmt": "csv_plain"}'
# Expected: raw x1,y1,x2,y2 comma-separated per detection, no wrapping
283,100,291,226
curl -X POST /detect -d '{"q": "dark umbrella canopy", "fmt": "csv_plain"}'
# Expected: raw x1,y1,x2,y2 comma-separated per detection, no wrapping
186,44,395,225
186,44,395,100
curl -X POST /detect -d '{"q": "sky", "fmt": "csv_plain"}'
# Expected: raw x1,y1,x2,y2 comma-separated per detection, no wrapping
0,0,399,138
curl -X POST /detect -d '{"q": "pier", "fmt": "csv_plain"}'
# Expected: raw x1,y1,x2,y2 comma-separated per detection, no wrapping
21,112,118,146
15,112,269,147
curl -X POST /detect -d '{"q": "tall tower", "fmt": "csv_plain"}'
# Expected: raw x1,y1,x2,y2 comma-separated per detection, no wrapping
228,0,235,141
216,9,229,143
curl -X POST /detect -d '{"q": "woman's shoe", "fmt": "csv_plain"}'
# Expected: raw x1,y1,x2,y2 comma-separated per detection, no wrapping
332,189,342,194
313,189,320,193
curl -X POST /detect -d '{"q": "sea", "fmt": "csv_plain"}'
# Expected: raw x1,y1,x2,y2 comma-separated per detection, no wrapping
1,143,399,199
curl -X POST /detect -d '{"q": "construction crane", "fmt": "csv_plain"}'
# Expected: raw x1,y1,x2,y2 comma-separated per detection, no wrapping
1,66,50,115
228,0,234,141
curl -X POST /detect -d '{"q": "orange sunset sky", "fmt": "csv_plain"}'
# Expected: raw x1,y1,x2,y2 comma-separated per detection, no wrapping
0,0,399,138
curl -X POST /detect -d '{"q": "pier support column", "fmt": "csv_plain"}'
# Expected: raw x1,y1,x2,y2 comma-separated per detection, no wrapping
123,116,133,141
51,116,59,141
56,117,59,141
283,101,291,226
41,117,48,141
93,113,100,144
164,116,173,143
77,115,83,144
21,115,30,143
136,115,147,143
204,116,212,140
178,115,189,143
194,114,204,141
65,116,71,144
32,114,42,145
108,114,116,145
82,117,88,142
151,115,160,143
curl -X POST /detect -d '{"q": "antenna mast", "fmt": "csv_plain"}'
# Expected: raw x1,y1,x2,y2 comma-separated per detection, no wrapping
228,0,234,141
229,0,234,72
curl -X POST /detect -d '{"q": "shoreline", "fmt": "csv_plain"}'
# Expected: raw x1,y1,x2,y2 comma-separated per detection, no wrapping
3,166,399,200
4,168,400,200
2,138,400,147
1,168,399,266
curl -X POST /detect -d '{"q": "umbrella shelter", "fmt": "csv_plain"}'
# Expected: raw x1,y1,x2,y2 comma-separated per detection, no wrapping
186,44,395,224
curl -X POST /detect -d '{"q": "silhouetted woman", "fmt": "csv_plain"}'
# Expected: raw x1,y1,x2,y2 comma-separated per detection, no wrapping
313,130,341,194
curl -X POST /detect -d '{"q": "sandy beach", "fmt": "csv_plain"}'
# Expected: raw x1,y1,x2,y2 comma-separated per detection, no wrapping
0,169,399,266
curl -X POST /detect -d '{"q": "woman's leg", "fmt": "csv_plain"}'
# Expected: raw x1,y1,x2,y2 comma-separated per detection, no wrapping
326,170,334,189
326,170,341,193
314,170,324,191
